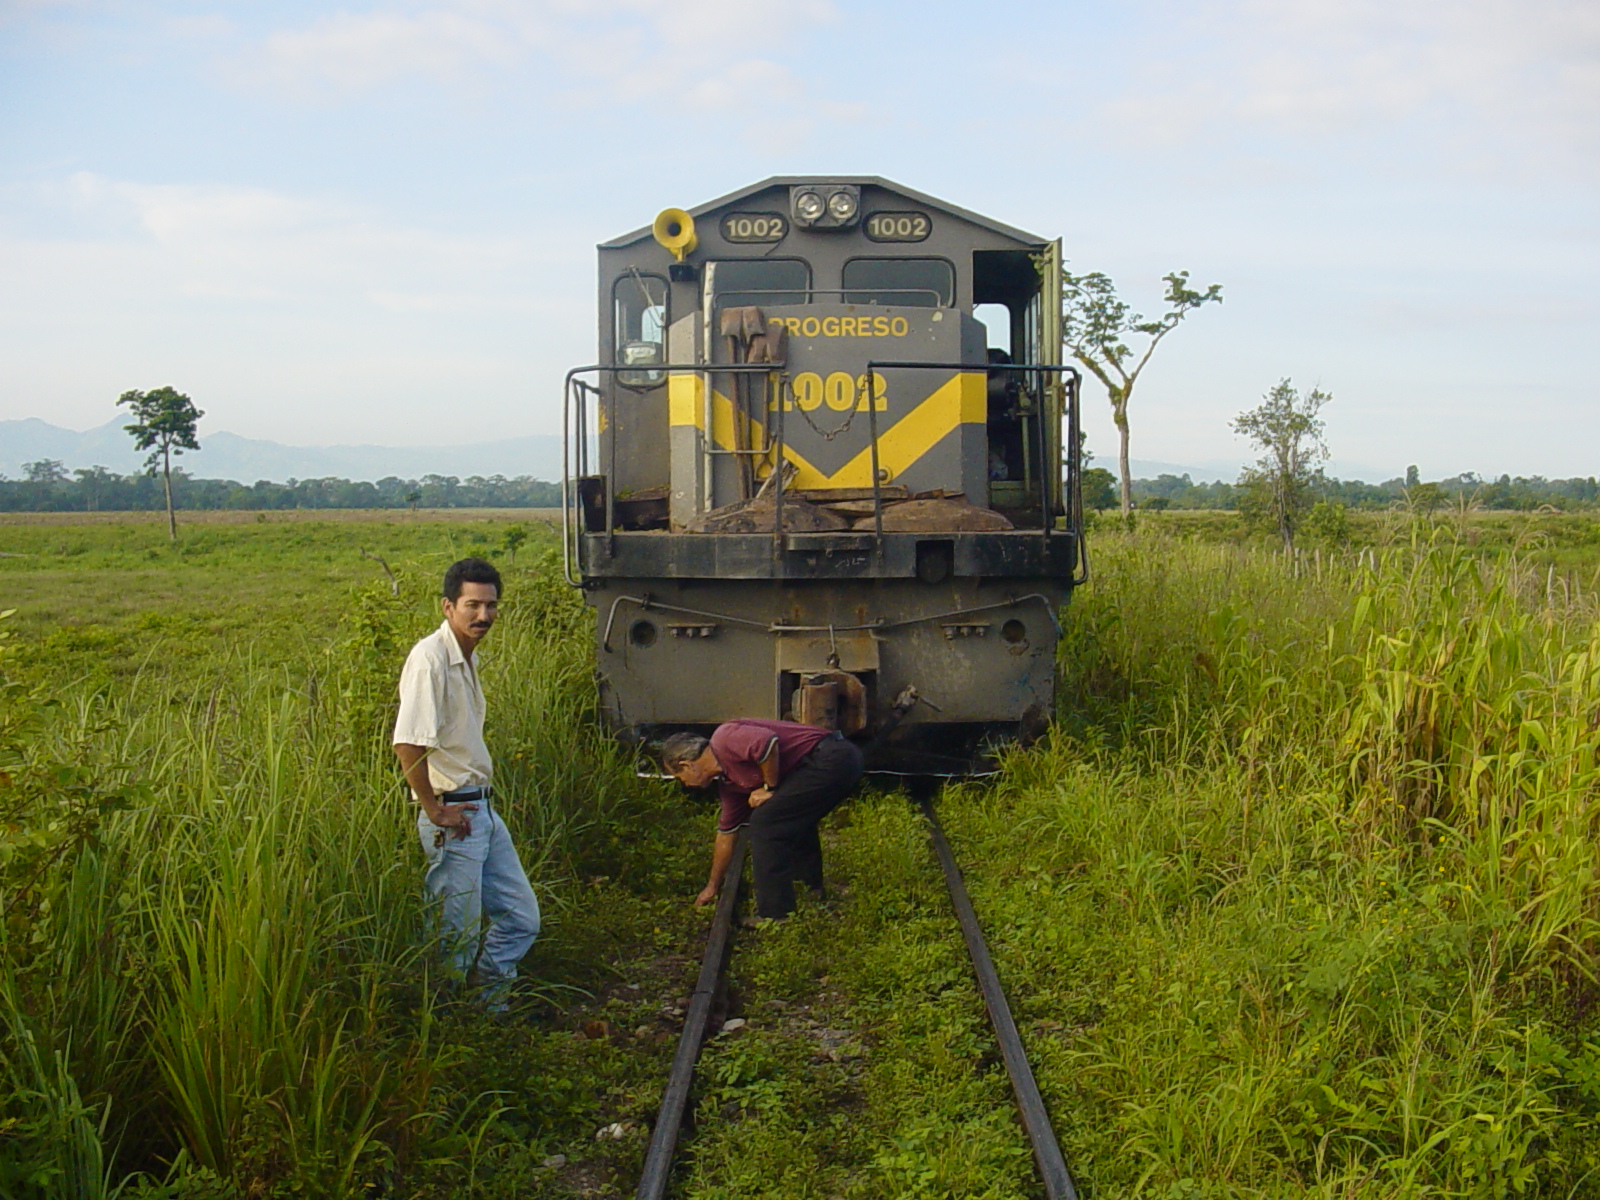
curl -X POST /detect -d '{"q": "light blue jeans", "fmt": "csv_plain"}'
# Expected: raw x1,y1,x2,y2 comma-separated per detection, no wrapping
416,798,540,1009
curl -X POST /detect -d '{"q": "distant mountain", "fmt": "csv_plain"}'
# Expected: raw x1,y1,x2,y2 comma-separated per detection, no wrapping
1126,457,1243,483
0,418,565,483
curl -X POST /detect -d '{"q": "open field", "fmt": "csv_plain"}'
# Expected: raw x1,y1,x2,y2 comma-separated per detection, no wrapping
0,508,564,528
4,512,1600,1197
1110,508,1600,574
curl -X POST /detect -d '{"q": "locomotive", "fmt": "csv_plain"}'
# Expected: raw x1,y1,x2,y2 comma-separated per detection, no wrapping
560,177,1086,773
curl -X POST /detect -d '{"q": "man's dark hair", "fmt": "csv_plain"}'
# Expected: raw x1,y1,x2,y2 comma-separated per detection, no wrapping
660,732,710,772
443,557,502,601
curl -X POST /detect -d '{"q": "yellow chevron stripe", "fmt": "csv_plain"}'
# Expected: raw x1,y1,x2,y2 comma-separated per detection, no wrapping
668,371,984,489
668,374,754,455
810,373,983,487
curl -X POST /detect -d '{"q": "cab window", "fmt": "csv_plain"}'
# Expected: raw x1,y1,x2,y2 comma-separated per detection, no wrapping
711,259,811,307
842,257,954,307
613,271,668,387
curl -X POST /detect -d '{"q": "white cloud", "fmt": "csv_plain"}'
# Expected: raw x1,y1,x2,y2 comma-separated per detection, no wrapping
0,172,595,439
1101,0,1600,172
47,172,558,305
232,0,841,111
246,8,522,93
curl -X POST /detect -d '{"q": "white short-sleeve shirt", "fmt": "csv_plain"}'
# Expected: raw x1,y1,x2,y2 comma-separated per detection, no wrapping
392,621,491,793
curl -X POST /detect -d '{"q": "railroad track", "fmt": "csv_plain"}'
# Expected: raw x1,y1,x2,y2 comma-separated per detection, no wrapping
633,788,1078,1200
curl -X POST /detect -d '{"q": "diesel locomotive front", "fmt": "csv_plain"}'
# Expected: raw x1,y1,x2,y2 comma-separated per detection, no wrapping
560,176,1086,773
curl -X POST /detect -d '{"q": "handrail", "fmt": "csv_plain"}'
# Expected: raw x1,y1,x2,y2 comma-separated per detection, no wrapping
711,287,946,305
598,591,1062,653
773,375,788,549
1066,374,1090,586
560,363,789,586
559,372,604,587
561,359,1087,584
865,360,1082,548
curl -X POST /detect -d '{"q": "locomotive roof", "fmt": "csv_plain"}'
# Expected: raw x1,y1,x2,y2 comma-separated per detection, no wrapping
600,175,1046,250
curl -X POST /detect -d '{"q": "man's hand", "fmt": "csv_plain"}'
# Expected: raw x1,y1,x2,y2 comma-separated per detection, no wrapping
749,786,774,808
429,801,478,839
695,883,719,907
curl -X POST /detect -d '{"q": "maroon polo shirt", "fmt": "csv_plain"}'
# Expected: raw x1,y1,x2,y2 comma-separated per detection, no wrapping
711,719,831,832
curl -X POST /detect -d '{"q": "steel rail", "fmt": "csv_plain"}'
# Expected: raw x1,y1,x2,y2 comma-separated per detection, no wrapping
919,794,1078,1200
635,832,748,1200
631,797,1076,1198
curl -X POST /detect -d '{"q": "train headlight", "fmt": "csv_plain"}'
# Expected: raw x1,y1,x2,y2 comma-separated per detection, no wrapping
791,183,861,229
794,191,825,221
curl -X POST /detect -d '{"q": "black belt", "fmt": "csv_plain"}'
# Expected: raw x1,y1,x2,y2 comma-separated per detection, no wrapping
442,785,492,802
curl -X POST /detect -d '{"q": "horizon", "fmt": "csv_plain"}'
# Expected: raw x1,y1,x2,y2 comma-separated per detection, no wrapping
5,412,1593,491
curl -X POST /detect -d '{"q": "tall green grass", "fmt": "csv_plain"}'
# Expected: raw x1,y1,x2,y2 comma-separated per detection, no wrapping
0,540,634,1195
10,516,1600,1196
946,527,1600,1196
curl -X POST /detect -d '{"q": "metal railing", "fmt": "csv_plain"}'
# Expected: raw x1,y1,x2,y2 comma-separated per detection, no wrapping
864,361,1081,554
560,363,785,585
561,360,1087,585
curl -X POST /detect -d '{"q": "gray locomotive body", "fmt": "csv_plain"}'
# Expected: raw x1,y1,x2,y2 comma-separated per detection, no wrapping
561,177,1084,773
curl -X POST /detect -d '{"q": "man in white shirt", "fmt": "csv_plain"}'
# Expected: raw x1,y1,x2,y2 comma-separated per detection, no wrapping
393,557,539,1011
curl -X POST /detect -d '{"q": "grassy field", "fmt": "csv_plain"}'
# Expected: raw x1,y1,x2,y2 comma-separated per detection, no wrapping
3,510,1600,1197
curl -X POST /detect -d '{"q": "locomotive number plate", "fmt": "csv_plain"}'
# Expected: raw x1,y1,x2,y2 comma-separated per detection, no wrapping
863,211,931,242
720,212,789,243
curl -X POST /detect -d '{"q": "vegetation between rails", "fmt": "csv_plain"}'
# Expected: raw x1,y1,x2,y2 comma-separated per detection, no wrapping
3,514,1600,1196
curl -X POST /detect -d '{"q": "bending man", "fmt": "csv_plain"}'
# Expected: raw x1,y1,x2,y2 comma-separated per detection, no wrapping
662,720,864,920
393,557,540,1010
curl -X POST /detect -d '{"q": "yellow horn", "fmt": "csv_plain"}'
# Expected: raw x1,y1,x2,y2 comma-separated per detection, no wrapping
652,208,698,262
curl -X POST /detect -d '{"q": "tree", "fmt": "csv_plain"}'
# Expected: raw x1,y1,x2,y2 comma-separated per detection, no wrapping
118,386,203,541
1232,378,1330,551
1061,270,1223,517
72,465,114,513
502,523,530,566
1080,467,1118,510
23,460,67,483
1403,481,1445,518
1302,500,1351,547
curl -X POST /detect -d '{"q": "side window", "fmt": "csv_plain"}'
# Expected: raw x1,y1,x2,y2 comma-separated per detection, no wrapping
711,259,811,307
614,271,668,388
974,302,1013,354
842,258,955,307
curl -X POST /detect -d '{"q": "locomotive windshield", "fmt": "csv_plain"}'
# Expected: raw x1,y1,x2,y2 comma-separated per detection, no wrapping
841,257,954,307
710,259,810,306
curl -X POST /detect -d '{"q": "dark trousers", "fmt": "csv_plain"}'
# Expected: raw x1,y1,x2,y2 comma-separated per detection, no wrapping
748,735,864,918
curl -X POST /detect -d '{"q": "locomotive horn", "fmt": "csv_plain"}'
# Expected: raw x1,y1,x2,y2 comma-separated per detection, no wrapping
652,208,698,262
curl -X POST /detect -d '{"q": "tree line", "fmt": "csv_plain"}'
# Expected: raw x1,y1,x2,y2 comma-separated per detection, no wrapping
1083,468,1600,514
0,463,563,513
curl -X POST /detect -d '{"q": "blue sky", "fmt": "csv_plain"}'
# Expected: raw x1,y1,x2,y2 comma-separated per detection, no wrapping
2,0,1596,481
